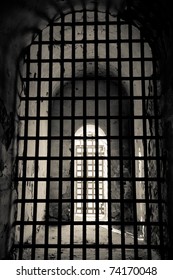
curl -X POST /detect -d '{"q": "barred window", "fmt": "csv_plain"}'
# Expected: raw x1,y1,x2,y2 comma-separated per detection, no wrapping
13,9,165,260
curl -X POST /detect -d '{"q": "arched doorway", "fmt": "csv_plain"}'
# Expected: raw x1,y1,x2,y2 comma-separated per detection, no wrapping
74,125,108,220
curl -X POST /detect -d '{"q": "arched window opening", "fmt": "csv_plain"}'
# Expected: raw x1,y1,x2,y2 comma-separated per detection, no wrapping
74,125,108,221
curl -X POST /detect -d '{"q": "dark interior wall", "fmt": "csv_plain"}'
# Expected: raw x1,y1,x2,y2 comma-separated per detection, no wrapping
0,0,173,259
145,79,168,251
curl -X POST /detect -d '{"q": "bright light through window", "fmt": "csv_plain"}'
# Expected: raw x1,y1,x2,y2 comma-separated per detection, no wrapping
74,125,108,221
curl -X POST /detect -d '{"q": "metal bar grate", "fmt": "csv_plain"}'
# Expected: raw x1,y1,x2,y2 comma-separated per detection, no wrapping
13,8,166,260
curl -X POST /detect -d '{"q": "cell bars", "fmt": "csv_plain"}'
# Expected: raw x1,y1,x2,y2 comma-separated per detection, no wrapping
13,10,166,260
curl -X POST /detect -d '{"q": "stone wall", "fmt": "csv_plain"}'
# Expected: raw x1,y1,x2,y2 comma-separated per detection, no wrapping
145,78,168,255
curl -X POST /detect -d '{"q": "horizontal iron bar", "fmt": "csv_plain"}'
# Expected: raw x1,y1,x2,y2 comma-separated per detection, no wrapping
13,220,167,226
15,177,165,182
13,243,159,249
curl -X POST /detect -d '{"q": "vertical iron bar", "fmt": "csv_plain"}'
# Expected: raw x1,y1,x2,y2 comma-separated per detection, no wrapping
140,32,151,259
82,8,87,260
128,21,138,259
70,11,76,260
57,14,65,260
117,15,126,260
44,23,53,259
31,31,42,260
94,4,100,260
106,8,113,260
